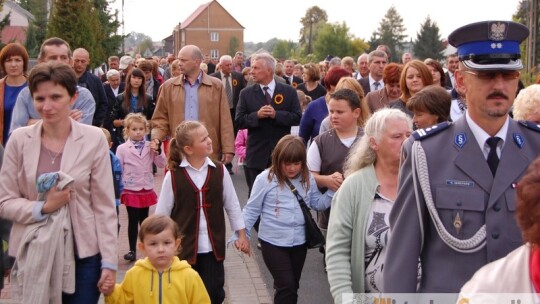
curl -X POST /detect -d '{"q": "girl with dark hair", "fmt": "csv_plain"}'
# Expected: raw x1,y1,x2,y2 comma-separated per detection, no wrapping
110,68,155,150
238,135,334,303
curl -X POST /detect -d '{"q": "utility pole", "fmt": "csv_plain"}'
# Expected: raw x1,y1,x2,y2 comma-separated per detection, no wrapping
527,0,537,72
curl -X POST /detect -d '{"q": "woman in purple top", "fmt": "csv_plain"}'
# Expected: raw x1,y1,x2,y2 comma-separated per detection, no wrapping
298,67,350,145
0,43,28,146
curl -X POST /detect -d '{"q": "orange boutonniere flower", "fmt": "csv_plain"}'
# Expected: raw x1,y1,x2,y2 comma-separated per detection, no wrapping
274,94,284,105
292,82,298,88
232,79,238,86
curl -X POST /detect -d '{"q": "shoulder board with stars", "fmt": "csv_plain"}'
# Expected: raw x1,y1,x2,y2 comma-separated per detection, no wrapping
412,121,452,140
519,120,540,132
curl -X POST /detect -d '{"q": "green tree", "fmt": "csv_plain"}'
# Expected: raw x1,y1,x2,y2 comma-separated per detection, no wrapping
93,0,123,61
313,22,354,60
513,0,540,68
18,0,48,56
136,38,153,56
48,0,101,66
299,6,328,55
272,39,297,60
368,5,407,62
413,16,443,60
228,36,240,56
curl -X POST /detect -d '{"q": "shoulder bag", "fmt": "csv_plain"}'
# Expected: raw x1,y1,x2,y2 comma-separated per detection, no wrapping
285,179,325,249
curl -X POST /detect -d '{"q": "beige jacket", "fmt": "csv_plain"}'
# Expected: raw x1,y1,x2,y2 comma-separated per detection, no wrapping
151,72,235,159
0,120,118,268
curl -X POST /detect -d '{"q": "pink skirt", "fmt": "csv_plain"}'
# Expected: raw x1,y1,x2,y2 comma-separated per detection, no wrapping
121,189,157,208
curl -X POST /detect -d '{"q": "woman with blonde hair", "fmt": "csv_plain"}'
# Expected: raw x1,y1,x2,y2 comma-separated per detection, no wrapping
326,109,412,301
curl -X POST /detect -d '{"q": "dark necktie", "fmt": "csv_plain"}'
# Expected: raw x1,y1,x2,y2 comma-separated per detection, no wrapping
263,86,272,104
486,137,501,176
373,81,380,91
225,74,233,108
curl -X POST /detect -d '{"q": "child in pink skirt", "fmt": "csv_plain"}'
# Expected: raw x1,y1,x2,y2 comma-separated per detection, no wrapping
116,113,167,261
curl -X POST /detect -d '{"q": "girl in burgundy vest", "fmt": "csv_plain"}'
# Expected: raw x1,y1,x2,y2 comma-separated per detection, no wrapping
154,121,249,304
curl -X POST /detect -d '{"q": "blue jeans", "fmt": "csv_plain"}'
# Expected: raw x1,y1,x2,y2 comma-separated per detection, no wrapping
62,254,102,304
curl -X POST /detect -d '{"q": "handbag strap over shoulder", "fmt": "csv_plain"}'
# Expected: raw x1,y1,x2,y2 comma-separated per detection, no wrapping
285,179,307,208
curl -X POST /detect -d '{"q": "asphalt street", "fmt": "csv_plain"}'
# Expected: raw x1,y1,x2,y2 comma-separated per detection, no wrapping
230,166,334,304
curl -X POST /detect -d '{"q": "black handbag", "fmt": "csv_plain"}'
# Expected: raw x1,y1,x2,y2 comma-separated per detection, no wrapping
285,179,325,249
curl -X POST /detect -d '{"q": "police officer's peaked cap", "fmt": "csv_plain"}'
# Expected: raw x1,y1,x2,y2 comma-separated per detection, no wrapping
448,21,529,71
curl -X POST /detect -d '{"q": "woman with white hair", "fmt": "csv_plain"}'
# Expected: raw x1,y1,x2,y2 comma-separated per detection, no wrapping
513,84,540,123
325,108,412,302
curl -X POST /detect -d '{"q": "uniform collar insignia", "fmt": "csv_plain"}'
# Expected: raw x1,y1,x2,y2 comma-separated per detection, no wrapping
454,132,467,149
513,133,524,149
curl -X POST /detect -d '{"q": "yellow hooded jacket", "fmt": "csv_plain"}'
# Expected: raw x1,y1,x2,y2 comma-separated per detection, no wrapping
105,256,210,304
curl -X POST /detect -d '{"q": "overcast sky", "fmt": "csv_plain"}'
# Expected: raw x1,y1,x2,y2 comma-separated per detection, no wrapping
112,0,522,43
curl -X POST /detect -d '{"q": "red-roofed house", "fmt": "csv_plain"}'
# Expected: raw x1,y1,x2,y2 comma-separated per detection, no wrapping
0,0,33,44
170,0,244,58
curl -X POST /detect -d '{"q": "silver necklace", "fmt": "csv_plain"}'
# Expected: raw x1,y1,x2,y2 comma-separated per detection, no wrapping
45,147,62,164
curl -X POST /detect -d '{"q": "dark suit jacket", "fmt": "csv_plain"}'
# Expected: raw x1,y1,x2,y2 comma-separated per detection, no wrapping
444,71,454,89
384,117,540,292
103,82,125,130
235,82,302,170
209,71,245,110
282,75,303,88
78,71,108,127
359,77,371,95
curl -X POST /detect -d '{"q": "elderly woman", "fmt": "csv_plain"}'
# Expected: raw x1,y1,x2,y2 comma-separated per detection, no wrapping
389,60,433,117
0,62,117,303
0,42,29,145
513,84,540,123
296,63,327,101
406,85,451,129
298,67,350,145
325,108,412,302
457,156,540,303
365,63,402,114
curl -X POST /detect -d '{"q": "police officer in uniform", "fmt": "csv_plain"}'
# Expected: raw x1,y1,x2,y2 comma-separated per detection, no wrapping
383,21,540,293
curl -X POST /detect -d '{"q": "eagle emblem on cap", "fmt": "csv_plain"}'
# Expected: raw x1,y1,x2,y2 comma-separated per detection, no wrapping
489,22,507,41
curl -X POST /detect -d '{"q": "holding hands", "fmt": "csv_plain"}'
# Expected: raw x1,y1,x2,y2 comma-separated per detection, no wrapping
149,138,161,154
234,229,251,257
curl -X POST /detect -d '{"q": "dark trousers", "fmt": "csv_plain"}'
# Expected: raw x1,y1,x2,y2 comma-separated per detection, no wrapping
244,166,264,197
126,206,149,252
260,240,308,304
62,254,101,304
192,252,225,304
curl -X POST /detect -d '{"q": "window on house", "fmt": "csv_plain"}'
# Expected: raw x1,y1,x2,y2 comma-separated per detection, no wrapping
210,49,219,59
210,32,219,42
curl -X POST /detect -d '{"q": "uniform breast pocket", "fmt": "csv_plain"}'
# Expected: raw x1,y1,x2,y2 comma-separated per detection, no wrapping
435,187,486,238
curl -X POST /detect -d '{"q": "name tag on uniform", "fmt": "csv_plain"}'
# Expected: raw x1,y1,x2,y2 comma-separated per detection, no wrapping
446,180,475,187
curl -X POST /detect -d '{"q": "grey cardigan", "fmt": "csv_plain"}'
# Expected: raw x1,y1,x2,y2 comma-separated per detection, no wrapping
326,164,379,303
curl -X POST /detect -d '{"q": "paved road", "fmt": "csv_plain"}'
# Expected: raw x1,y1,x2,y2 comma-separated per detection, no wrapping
230,167,334,304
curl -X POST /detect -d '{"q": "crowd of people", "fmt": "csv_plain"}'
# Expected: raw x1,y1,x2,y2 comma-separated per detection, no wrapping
0,18,538,304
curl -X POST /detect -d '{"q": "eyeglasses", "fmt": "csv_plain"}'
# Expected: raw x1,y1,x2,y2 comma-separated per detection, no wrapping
462,70,520,81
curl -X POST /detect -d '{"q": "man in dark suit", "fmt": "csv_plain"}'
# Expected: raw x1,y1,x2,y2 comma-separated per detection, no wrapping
358,50,387,95
282,59,303,88
103,69,125,151
384,20,540,294
235,53,302,193
209,55,246,134
444,53,459,89
73,48,108,127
